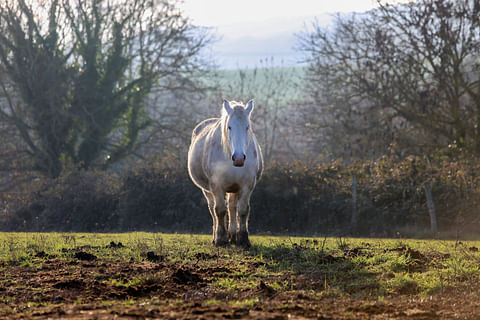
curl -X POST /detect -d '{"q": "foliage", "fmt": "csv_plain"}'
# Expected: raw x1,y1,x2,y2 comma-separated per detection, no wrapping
2,170,120,232
0,0,211,177
117,159,209,232
251,160,351,235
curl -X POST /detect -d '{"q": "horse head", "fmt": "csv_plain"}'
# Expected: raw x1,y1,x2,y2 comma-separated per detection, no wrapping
222,99,254,167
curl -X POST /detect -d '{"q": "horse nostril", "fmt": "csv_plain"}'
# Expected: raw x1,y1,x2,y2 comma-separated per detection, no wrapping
232,153,246,163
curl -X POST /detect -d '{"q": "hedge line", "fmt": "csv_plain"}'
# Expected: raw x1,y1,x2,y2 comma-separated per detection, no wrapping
2,155,480,237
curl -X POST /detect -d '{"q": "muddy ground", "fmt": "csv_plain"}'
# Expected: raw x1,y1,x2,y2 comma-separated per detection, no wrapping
1,246,480,319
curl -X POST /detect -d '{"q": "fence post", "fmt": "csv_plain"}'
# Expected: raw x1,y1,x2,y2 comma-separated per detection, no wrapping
351,175,358,228
424,182,437,233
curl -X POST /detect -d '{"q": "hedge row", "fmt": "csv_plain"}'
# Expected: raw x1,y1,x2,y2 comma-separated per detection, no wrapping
2,154,480,236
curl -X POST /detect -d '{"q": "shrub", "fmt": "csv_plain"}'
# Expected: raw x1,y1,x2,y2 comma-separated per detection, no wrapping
117,162,209,232
251,160,351,235
2,152,480,236
1,171,120,232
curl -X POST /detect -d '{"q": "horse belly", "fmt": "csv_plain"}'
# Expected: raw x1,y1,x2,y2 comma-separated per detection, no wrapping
225,183,241,193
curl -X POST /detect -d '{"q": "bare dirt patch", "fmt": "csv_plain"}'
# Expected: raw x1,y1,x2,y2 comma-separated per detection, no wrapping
0,256,478,319
1,237,480,319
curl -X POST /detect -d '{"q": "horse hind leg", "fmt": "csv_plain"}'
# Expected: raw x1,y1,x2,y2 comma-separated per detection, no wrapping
227,193,238,244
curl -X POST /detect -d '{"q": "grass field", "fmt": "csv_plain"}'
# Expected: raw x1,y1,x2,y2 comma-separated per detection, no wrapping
1,232,480,319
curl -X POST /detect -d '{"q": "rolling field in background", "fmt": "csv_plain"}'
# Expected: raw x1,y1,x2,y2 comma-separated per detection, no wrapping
0,233,480,319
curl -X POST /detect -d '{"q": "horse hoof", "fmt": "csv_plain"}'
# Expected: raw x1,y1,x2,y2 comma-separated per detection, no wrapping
214,239,229,247
237,240,251,249
236,231,251,249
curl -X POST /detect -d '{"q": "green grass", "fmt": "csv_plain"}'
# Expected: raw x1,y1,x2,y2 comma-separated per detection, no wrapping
1,232,480,300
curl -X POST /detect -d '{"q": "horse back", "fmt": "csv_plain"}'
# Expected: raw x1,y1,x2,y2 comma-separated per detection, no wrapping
192,118,218,138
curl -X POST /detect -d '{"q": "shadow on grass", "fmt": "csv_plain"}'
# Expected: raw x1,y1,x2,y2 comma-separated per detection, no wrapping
248,241,381,296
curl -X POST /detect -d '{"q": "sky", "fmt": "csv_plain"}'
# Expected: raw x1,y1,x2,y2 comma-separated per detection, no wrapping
181,0,381,26
180,0,406,69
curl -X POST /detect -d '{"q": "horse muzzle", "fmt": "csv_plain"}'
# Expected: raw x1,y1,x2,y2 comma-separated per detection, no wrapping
232,153,246,167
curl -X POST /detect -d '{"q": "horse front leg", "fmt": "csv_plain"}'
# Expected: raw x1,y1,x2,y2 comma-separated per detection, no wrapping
227,193,238,244
202,190,216,244
212,189,228,246
236,188,253,248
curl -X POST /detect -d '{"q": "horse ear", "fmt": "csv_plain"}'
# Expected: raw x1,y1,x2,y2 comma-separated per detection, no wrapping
223,99,233,115
246,99,254,114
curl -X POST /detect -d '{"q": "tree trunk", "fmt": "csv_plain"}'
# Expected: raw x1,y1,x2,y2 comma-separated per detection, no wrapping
424,183,437,233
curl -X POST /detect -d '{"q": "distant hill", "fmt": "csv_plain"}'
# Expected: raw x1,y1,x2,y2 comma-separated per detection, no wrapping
209,66,307,105
210,14,332,70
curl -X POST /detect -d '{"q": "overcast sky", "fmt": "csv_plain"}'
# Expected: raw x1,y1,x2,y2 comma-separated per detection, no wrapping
179,1,411,69
181,0,383,26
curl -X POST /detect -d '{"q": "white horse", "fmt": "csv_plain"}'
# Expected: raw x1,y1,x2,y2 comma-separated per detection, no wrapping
187,99,263,248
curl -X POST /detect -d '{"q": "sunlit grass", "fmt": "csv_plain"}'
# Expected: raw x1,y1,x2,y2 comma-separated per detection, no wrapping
1,232,480,300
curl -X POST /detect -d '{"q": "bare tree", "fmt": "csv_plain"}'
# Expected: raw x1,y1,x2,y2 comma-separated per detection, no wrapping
0,0,212,177
297,0,480,160
137,77,215,164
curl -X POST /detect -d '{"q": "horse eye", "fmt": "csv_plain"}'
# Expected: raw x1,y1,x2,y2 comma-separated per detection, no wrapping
228,126,231,130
